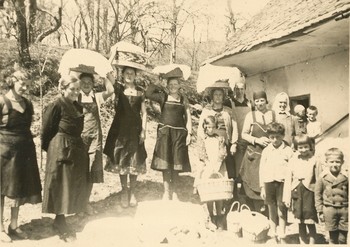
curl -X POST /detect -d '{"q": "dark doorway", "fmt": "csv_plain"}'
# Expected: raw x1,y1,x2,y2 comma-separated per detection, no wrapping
290,94,310,114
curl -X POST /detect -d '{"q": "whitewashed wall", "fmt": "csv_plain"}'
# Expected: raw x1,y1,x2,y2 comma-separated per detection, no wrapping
244,50,349,136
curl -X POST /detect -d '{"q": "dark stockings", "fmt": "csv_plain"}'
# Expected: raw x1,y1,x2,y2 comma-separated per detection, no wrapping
329,230,348,244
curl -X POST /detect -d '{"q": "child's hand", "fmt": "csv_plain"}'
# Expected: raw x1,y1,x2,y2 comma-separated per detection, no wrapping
318,212,325,222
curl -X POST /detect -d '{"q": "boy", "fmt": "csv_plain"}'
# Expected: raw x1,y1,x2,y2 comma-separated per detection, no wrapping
315,148,348,244
259,122,294,243
306,105,322,138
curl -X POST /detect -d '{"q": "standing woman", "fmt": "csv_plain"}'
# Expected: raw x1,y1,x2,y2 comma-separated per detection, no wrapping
197,82,238,184
0,67,42,242
272,92,295,146
145,68,192,200
41,75,89,242
103,66,147,208
240,91,275,212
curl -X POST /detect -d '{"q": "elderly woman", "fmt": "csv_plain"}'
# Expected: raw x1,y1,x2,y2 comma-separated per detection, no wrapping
0,67,42,242
240,91,275,213
145,68,192,201
41,75,89,242
272,92,295,146
198,82,238,177
104,66,147,208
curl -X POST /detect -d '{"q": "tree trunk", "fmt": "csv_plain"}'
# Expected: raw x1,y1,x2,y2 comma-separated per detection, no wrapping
170,0,177,64
93,0,101,51
27,0,37,43
12,0,31,67
102,4,108,53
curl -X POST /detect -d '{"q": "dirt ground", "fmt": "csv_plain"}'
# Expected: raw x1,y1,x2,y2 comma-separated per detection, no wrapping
2,117,331,246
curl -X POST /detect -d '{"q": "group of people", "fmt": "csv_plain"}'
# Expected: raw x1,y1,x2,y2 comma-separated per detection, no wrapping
0,60,348,245
195,82,348,244
0,63,192,242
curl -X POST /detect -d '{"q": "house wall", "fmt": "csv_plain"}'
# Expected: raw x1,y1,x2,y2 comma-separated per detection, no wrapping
244,50,349,136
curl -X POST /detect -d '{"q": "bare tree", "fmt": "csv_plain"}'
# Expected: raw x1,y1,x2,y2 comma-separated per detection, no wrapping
11,0,31,67
27,0,37,43
93,0,101,51
225,0,236,39
35,4,62,43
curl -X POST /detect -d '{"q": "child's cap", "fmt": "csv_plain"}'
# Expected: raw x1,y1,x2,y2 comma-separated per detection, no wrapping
294,104,305,113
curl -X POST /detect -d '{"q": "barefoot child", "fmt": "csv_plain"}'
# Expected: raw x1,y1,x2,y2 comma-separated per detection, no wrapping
260,122,293,243
283,134,318,244
195,115,228,231
315,148,348,244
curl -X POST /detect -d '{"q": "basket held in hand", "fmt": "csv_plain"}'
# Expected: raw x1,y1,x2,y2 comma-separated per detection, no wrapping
197,172,234,202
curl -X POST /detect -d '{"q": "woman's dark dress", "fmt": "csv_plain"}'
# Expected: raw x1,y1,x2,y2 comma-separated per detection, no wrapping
41,96,89,214
104,84,147,175
145,84,191,172
0,95,42,205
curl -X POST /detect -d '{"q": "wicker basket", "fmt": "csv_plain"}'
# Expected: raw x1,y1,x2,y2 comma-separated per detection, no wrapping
242,228,269,242
197,173,234,202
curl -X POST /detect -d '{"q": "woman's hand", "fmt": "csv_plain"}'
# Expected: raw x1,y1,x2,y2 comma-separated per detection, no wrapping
139,130,146,144
230,144,237,155
260,186,266,200
186,133,191,146
256,137,270,147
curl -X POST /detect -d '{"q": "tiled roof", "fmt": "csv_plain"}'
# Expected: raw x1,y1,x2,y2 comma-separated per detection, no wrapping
207,0,350,64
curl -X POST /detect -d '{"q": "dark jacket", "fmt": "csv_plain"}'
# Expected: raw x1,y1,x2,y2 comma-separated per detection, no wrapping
315,171,348,212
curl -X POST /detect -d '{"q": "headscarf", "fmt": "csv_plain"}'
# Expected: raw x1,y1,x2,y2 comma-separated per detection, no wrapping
272,92,291,114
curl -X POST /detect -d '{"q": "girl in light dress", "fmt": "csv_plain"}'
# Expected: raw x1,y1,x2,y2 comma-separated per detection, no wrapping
283,134,318,244
195,115,228,231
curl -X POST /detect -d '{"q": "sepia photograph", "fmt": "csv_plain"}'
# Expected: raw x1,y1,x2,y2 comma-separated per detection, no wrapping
0,0,349,245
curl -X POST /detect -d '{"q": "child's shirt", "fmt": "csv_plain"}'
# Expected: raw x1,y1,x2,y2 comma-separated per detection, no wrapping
80,91,105,116
283,153,317,204
307,120,322,138
259,142,294,188
314,170,348,213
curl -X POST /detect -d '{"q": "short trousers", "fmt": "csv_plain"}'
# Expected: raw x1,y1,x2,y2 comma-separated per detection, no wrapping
323,206,348,231
264,181,284,206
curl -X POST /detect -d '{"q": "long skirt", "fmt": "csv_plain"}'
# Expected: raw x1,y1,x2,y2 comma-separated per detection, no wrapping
151,125,191,172
290,182,318,224
0,131,42,206
42,133,89,214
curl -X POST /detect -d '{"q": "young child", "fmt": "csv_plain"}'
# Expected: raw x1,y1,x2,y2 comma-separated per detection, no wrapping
259,122,294,243
283,134,318,244
306,105,322,138
315,148,348,244
195,115,228,231
70,65,114,214
293,104,307,136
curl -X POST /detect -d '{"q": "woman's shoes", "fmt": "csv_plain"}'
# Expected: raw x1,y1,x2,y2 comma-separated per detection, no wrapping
52,221,76,242
0,230,12,243
120,189,129,208
7,226,28,240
